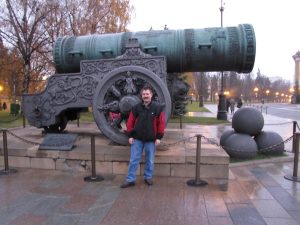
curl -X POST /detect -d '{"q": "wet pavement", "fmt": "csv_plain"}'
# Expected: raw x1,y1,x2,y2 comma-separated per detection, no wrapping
0,162,299,225
0,104,299,225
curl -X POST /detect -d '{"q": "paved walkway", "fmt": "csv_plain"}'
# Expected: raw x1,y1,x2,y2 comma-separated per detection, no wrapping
0,104,299,225
0,162,300,225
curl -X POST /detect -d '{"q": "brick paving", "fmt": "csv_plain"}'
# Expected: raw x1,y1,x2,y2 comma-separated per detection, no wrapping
0,161,299,225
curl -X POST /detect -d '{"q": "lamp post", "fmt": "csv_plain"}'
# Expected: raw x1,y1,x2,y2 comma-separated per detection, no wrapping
253,87,258,102
266,89,270,102
0,85,3,111
0,85,3,100
289,87,295,103
217,0,227,120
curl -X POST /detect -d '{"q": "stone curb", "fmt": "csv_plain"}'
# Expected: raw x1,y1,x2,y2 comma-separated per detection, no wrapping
229,152,294,167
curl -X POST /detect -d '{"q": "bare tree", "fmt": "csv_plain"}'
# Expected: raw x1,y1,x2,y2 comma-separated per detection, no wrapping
0,0,55,93
62,0,133,35
209,73,219,102
194,72,209,106
0,0,134,94
0,44,23,100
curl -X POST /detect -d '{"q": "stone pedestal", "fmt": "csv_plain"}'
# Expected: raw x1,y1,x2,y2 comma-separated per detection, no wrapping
0,123,229,180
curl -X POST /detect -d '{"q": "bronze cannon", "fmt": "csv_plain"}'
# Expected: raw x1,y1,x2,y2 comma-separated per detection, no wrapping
22,24,256,145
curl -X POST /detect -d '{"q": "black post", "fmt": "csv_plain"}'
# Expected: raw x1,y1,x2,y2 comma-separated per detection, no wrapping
77,118,80,127
293,121,297,153
84,135,104,182
187,135,208,187
22,111,26,128
0,129,17,175
284,132,300,182
179,115,182,129
217,1,227,121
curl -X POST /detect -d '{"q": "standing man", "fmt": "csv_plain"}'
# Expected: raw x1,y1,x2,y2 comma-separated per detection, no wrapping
120,85,166,188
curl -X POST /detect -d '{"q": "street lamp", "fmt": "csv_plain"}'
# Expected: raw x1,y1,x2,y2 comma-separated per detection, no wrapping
275,92,279,102
253,87,258,101
217,0,227,120
224,91,230,96
266,89,270,102
289,88,295,103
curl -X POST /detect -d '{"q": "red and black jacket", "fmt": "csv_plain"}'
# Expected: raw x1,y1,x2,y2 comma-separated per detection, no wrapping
126,101,165,142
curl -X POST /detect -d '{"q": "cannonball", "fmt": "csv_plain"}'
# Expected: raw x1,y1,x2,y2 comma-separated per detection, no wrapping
223,133,257,159
254,131,284,155
220,129,236,147
232,107,264,136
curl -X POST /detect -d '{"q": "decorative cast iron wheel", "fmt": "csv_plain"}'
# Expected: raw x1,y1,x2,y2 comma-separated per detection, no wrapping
92,66,171,145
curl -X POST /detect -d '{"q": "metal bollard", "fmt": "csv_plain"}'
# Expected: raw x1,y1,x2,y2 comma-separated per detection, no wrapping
284,132,300,182
187,135,208,187
179,115,182,129
292,121,297,153
22,112,26,128
84,135,104,182
0,129,17,175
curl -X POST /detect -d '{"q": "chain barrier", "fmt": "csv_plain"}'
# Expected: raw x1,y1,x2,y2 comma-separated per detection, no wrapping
176,115,293,127
0,126,295,154
160,135,197,148
5,130,41,145
264,121,293,126
0,114,22,123
160,131,293,155
201,133,293,154
200,135,222,147
2,129,83,147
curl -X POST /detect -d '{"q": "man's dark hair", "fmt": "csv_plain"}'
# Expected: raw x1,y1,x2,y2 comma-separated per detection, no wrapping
140,84,153,94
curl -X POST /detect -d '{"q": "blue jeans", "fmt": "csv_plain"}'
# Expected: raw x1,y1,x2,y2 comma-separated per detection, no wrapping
126,139,156,182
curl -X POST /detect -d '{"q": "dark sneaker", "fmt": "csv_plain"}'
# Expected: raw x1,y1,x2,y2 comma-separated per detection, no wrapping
144,179,153,186
120,181,135,188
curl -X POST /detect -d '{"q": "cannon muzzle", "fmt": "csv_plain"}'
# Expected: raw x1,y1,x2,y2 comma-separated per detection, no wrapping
54,24,255,74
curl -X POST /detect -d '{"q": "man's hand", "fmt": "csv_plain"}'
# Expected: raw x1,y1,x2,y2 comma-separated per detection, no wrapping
155,139,161,146
129,137,134,145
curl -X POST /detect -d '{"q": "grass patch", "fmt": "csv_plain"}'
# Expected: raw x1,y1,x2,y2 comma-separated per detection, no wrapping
169,116,229,125
230,152,288,163
186,101,210,112
0,111,24,129
78,111,95,122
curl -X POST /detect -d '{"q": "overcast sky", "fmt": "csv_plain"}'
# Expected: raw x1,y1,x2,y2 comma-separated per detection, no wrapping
128,0,300,82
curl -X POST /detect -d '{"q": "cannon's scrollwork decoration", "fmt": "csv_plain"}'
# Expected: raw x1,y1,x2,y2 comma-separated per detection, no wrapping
23,74,98,132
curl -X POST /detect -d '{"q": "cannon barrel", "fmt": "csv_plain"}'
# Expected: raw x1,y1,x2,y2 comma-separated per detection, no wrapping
54,24,255,74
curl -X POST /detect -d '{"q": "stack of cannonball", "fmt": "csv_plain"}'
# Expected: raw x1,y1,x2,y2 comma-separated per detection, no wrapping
220,107,284,159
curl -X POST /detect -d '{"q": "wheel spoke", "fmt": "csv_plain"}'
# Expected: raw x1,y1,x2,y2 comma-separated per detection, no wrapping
97,100,119,112
109,85,122,98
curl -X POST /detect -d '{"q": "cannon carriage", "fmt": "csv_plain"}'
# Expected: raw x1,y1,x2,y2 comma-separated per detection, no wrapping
22,24,256,145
